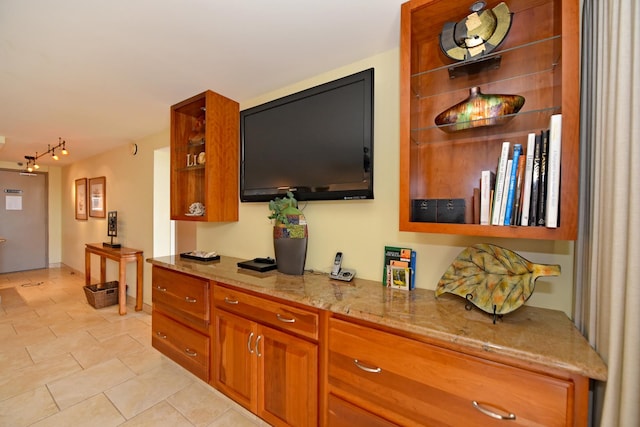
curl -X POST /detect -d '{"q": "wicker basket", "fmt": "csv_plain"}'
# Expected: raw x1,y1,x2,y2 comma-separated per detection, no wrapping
84,281,119,308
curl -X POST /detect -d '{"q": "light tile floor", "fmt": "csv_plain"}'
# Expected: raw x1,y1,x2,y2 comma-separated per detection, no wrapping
0,266,270,427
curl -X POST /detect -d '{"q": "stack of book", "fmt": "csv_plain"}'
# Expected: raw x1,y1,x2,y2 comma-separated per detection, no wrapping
480,114,562,228
382,246,416,290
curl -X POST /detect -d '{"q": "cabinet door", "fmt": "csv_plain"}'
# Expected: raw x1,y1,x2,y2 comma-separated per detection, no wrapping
213,309,257,411
257,324,318,427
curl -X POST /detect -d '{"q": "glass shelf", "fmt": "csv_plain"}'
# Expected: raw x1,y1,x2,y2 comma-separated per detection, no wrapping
410,106,561,146
411,35,562,100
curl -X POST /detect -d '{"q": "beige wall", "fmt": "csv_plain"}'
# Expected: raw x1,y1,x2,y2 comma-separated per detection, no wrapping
51,47,574,316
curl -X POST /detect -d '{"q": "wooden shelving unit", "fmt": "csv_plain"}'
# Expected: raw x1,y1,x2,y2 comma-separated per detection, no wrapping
399,0,580,240
170,90,239,222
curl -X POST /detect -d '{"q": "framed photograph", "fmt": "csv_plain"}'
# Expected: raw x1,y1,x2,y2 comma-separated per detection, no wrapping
75,178,87,220
88,176,106,218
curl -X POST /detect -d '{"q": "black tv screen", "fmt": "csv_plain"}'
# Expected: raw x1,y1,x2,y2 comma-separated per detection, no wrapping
240,68,374,202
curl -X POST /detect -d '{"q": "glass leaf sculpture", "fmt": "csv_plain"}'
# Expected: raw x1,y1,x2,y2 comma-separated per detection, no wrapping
435,244,560,315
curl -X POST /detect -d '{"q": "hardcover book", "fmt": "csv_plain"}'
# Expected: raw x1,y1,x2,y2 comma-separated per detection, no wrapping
491,141,511,225
503,144,522,225
529,132,543,226
520,133,536,226
480,170,496,225
536,129,550,226
545,114,562,228
382,246,416,290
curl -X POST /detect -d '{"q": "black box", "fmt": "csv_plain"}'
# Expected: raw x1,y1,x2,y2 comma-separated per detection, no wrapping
411,199,465,224
411,199,437,222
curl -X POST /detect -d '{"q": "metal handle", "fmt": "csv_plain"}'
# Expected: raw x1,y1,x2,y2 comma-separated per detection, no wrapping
276,313,296,323
156,331,167,339
185,296,197,303
224,297,239,305
155,285,167,292
247,332,255,354
255,335,262,357
353,359,381,374
184,348,197,357
472,401,516,420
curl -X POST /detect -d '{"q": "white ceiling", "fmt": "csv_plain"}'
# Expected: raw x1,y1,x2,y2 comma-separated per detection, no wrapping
0,0,403,168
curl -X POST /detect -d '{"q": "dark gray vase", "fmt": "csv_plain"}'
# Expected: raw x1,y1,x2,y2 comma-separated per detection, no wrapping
274,237,308,275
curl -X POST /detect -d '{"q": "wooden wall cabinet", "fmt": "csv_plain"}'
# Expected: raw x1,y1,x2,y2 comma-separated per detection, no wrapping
170,90,239,222
151,266,211,381
327,317,588,426
212,284,319,427
399,0,580,239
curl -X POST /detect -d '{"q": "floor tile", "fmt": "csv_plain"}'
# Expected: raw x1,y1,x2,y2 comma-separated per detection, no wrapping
30,393,125,427
47,358,136,410
105,360,194,419
0,386,58,427
120,401,193,427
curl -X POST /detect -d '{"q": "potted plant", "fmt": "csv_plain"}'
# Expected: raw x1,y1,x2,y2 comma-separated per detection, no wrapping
268,191,308,275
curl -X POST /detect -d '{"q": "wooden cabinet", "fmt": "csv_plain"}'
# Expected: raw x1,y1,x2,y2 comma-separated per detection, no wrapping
170,90,239,222
399,0,580,239
151,266,211,381
213,284,318,427
327,317,585,426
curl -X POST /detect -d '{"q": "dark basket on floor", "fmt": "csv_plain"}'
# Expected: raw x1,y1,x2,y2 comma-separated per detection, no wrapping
84,281,119,308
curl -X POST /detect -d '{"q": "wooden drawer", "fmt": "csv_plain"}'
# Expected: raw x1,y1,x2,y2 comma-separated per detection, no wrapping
327,394,397,427
328,318,574,427
152,266,209,329
213,283,318,341
152,311,210,381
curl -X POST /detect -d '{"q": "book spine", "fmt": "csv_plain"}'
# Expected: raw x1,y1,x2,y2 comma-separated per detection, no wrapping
491,142,511,225
512,154,526,225
503,144,522,225
529,132,542,226
520,133,536,226
498,159,512,225
480,170,496,225
536,129,550,226
545,114,562,228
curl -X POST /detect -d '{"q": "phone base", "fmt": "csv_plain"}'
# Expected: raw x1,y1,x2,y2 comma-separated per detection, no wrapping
330,269,356,282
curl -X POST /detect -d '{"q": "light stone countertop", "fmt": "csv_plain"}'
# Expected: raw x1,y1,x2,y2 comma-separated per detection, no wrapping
147,255,607,381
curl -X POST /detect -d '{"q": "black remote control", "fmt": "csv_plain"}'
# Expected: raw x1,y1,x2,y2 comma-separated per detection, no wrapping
254,257,275,264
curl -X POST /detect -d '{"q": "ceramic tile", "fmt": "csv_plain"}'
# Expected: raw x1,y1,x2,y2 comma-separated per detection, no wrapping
118,346,165,375
208,408,263,427
0,353,82,401
26,330,99,362
0,386,58,427
71,332,144,368
167,381,234,426
30,393,125,427
47,357,136,410
105,359,194,419
120,401,193,427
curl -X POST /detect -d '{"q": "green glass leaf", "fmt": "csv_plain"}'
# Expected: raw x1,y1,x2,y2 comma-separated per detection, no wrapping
435,244,560,315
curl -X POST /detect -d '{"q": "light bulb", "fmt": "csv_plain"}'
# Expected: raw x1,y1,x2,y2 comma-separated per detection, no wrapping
34,163,40,170
52,149,59,161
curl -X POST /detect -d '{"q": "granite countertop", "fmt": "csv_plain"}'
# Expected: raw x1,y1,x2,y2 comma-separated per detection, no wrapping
147,255,607,381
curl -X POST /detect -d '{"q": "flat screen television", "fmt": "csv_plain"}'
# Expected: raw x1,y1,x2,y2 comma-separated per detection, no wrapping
240,68,374,202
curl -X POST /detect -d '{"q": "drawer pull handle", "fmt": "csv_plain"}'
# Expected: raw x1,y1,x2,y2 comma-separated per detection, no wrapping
276,313,296,323
353,359,381,374
184,348,197,357
255,335,262,357
155,286,167,292
224,297,239,305
472,401,516,420
156,331,167,339
185,296,197,303
247,332,255,354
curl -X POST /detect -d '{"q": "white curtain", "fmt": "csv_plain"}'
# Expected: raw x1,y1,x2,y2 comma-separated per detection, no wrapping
576,0,640,425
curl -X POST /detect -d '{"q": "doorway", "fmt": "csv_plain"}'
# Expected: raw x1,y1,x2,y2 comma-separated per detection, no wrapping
0,170,48,273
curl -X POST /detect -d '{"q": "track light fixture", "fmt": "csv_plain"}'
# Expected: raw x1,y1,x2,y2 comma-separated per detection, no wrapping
24,137,69,171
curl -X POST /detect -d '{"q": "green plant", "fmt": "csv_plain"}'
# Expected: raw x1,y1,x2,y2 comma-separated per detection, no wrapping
268,191,300,225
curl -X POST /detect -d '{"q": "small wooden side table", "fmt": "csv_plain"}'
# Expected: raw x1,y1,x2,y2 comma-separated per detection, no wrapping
85,243,143,315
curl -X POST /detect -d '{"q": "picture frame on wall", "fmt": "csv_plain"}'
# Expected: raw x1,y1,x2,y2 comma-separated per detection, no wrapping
75,178,87,220
89,176,106,218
